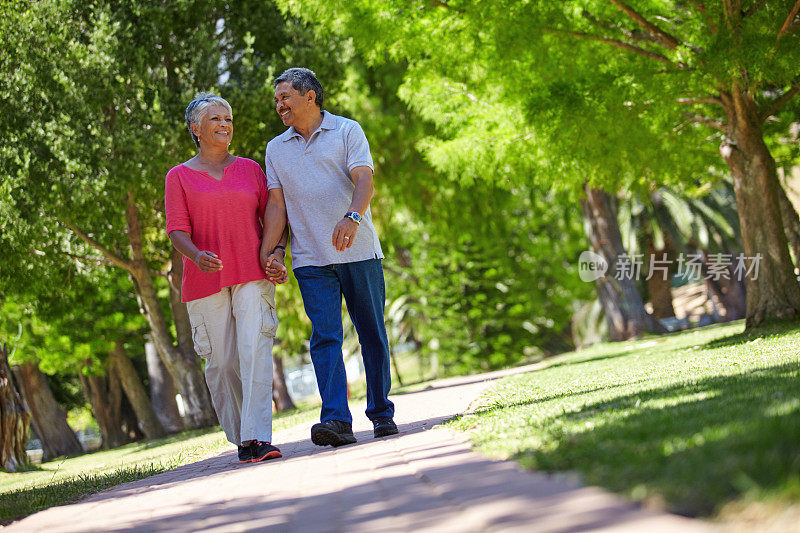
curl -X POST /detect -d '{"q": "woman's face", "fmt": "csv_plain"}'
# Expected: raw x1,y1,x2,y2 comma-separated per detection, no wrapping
193,104,233,148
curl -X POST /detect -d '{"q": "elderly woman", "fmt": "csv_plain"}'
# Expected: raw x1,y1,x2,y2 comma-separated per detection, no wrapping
165,93,288,463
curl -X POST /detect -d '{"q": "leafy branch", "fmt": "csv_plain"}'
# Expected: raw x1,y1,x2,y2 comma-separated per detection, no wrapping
677,96,724,107
687,1,718,34
777,0,800,40
759,81,800,121
429,0,464,13
685,114,726,131
62,221,133,274
542,28,678,66
607,0,682,49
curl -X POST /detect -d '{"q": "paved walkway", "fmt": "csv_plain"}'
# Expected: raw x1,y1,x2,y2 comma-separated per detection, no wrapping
9,365,712,532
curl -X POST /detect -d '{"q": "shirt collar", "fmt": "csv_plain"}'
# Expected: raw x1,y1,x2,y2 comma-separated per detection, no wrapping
283,110,335,142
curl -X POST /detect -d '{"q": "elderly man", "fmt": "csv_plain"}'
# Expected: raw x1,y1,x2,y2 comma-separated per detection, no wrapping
260,67,396,447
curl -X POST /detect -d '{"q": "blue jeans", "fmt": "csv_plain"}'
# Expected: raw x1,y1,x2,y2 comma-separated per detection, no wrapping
294,259,395,424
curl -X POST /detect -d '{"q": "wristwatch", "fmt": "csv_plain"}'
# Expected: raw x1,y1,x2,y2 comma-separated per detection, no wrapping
344,211,362,224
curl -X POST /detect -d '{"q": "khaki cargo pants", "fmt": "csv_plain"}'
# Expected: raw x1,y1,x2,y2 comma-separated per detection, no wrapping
186,279,278,446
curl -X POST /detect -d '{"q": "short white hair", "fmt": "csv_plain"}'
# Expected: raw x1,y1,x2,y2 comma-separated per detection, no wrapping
184,93,233,147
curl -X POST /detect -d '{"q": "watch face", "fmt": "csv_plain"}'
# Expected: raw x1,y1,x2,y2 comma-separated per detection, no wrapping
348,212,361,222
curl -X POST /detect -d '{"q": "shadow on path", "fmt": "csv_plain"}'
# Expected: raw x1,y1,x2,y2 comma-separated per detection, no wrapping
90,433,667,533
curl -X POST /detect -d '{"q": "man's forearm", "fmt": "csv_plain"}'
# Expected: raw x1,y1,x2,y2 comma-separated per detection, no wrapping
262,200,288,254
347,167,374,215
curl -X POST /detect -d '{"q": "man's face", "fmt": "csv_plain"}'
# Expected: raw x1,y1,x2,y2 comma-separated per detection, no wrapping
274,81,310,127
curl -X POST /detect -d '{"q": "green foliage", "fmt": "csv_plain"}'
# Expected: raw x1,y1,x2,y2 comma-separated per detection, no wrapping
276,0,740,193
449,322,800,518
617,180,741,256
12,0,781,381
389,182,592,373
331,58,593,370
0,0,358,371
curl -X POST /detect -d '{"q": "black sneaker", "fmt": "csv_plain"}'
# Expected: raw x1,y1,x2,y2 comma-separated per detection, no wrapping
251,441,282,462
372,417,398,438
310,420,357,447
238,444,253,463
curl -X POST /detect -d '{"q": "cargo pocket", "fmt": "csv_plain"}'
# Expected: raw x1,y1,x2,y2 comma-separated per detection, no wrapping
260,294,279,338
189,314,213,358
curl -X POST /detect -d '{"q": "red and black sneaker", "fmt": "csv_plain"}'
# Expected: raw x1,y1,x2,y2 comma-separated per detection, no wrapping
251,441,282,462
238,443,253,463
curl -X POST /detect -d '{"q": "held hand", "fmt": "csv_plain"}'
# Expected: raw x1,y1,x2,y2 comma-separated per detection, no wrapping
194,251,223,273
259,245,284,272
265,253,288,284
332,218,358,252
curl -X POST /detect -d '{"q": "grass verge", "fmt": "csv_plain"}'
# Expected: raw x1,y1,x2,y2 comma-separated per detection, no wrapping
447,321,800,524
0,403,318,524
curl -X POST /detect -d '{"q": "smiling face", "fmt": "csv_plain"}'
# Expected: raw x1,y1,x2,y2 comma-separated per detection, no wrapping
274,81,315,128
191,104,233,148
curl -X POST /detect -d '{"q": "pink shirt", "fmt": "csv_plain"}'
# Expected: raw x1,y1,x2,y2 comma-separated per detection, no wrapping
165,157,270,302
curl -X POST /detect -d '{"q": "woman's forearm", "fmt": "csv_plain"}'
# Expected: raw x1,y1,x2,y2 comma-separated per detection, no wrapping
169,230,200,263
170,230,223,273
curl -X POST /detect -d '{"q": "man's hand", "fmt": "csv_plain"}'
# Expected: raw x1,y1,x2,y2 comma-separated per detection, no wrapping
195,251,223,273
263,251,288,284
332,218,358,252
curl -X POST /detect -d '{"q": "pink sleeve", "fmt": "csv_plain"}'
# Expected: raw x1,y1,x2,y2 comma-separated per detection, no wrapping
254,161,269,215
165,169,192,235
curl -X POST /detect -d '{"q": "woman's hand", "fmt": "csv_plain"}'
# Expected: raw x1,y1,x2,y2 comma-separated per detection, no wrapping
264,251,288,284
195,251,223,273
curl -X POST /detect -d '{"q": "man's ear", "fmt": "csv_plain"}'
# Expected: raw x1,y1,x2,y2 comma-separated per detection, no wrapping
306,90,316,105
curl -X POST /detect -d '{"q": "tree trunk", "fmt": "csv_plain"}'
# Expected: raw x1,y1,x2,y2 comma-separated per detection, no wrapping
720,250,747,321
0,343,30,472
594,278,631,341
777,181,800,265
645,236,676,319
717,272,747,321
271,352,296,412
699,250,747,322
108,341,166,440
720,86,800,327
12,362,82,461
646,272,676,319
126,192,216,428
169,247,198,360
79,367,129,449
581,186,665,340
145,341,184,433
389,348,405,386
119,390,145,443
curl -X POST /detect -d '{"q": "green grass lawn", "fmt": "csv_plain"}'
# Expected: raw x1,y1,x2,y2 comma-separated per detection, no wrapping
0,403,319,524
448,321,800,523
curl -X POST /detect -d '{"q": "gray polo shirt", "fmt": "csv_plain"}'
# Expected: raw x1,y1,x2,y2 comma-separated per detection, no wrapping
265,111,384,269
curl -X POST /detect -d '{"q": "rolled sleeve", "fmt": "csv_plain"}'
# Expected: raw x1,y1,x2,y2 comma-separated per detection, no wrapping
165,170,192,235
345,122,374,173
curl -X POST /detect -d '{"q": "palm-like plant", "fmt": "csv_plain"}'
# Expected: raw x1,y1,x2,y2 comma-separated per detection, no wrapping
617,179,745,321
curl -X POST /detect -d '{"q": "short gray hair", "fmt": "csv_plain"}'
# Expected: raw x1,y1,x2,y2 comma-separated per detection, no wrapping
184,93,233,147
274,67,323,108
